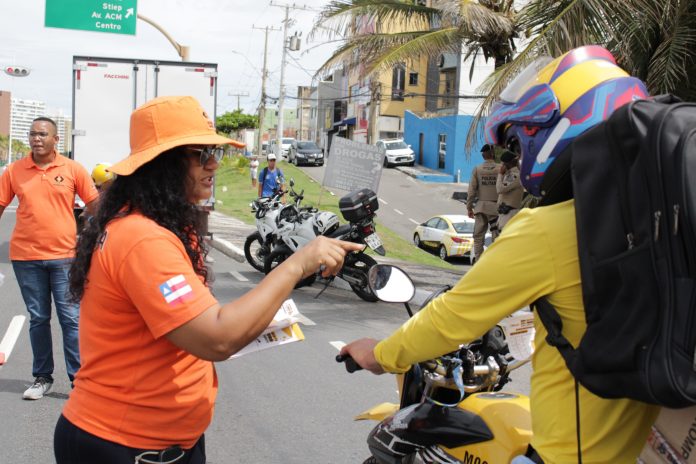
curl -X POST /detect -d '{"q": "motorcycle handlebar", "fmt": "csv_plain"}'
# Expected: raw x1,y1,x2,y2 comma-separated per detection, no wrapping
336,354,363,373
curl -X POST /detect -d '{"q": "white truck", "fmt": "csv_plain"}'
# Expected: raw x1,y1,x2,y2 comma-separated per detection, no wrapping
71,55,219,169
70,56,220,227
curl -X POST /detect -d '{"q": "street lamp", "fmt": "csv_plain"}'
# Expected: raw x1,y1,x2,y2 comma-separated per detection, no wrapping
3,65,31,165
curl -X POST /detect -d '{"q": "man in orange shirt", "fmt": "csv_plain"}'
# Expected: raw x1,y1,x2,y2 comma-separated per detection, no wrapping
0,117,99,400
0,117,98,400
54,96,362,463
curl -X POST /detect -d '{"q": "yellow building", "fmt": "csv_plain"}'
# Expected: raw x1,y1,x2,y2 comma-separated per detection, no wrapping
341,15,428,144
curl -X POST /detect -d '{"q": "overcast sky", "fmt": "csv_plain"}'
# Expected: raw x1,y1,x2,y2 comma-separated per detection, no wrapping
0,0,338,116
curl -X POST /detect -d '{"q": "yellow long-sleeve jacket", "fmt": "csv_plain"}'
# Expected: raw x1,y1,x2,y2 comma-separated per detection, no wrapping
375,200,658,463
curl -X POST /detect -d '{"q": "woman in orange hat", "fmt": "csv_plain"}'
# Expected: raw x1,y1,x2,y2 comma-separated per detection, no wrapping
54,96,362,463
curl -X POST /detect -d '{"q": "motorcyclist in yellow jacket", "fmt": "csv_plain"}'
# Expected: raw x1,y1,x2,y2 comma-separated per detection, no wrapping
340,45,660,464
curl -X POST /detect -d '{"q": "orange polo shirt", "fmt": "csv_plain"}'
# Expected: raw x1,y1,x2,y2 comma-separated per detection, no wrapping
0,152,98,260
62,213,219,449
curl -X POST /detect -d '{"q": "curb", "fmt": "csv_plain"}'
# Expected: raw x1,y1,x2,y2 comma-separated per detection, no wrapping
210,236,246,263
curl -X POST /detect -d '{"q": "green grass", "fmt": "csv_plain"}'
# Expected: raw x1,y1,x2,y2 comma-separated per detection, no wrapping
213,155,457,270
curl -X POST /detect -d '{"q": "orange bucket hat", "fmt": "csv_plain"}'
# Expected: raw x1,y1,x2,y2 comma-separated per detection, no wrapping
109,95,245,176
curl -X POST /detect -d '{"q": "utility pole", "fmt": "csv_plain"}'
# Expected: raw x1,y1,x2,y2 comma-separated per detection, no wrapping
270,2,313,157
228,91,250,111
368,80,381,144
252,25,280,156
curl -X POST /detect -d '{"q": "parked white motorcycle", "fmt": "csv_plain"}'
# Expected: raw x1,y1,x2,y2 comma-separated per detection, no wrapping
244,188,287,272
264,188,386,301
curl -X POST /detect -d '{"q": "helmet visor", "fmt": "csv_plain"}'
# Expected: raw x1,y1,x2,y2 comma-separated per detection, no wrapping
499,57,554,104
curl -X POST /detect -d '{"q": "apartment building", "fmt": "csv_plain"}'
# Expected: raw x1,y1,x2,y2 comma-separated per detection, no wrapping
0,91,10,137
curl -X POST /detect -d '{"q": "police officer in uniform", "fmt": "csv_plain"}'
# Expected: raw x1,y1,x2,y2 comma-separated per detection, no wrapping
496,150,524,232
467,144,499,262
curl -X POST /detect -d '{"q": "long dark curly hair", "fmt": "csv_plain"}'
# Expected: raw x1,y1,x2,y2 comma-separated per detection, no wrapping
69,147,210,302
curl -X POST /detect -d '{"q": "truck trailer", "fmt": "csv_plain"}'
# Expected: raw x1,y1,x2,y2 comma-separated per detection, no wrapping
70,56,220,224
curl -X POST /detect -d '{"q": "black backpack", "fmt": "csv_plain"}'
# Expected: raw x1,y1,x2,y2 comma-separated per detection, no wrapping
535,95,696,408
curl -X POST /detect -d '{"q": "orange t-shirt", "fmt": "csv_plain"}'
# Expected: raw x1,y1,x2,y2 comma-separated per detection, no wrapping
0,152,99,260
62,213,219,449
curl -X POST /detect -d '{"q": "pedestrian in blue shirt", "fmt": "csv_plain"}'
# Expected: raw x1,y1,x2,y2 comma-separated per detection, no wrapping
257,153,284,198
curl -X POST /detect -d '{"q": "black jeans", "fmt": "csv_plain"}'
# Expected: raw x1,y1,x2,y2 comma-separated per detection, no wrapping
54,415,206,464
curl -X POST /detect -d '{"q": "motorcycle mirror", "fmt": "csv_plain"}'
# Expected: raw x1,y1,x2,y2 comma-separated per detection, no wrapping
367,265,415,303
289,178,295,187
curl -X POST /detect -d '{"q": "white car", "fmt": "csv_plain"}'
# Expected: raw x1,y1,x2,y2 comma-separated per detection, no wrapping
413,214,475,261
376,139,415,167
269,137,296,159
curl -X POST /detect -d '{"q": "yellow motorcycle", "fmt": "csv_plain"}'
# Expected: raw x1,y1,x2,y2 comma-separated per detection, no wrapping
337,265,533,464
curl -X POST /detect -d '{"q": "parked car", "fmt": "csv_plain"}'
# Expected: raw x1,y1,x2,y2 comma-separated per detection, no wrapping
413,214,476,261
288,141,324,166
376,138,415,167
268,137,296,159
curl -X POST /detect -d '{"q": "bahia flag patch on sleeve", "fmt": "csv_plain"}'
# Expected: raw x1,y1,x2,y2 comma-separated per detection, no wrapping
159,274,193,306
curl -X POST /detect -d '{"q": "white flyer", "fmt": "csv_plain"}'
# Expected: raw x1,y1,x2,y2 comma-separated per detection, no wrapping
262,299,303,334
227,299,307,360
498,308,535,361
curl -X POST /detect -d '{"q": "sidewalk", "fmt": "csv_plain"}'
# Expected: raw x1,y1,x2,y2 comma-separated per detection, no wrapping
395,164,469,203
207,211,465,289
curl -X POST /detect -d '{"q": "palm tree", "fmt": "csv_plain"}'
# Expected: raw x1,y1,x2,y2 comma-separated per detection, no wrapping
314,0,696,144
313,0,516,78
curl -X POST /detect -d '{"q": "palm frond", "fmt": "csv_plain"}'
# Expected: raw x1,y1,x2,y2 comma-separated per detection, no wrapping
311,0,439,41
313,28,461,78
464,0,638,151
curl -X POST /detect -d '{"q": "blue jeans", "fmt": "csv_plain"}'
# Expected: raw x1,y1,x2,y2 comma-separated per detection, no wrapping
12,258,80,381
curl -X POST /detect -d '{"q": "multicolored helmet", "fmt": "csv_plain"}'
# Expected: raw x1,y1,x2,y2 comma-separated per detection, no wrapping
91,162,115,188
485,45,649,197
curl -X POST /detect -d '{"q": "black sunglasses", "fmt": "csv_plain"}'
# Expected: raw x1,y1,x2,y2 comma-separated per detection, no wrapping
187,146,225,166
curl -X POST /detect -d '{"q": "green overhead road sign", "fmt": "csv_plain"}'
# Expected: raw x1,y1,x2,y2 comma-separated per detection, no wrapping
45,0,138,35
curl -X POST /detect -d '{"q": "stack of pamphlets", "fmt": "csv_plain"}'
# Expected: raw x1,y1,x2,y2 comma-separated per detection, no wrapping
228,299,307,360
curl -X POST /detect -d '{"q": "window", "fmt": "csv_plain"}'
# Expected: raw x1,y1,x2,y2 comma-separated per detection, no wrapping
438,134,446,169
385,140,408,150
442,70,456,108
452,222,475,234
391,64,406,101
409,72,419,86
425,217,440,228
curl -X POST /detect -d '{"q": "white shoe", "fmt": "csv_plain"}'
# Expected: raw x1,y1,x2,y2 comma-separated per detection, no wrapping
23,377,53,400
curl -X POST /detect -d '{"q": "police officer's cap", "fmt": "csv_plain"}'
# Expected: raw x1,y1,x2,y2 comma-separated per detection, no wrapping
501,150,518,163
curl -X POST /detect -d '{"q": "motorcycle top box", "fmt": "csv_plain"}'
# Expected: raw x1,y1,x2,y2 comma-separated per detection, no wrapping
339,189,379,222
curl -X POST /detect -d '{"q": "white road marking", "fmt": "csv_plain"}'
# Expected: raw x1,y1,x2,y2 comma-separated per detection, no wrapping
0,315,26,365
379,198,388,205
229,271,249,282
329,341,346,351
394,209,404,215
409,218,419,225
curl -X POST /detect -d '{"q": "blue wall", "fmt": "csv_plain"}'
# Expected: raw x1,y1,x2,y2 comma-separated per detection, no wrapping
404,111,486,183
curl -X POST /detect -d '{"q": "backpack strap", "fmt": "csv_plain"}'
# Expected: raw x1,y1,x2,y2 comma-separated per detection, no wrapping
260,167,268,186
533,297,575,354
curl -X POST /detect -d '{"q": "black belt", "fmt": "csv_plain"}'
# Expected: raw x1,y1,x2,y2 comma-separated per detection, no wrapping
134,446,186,463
